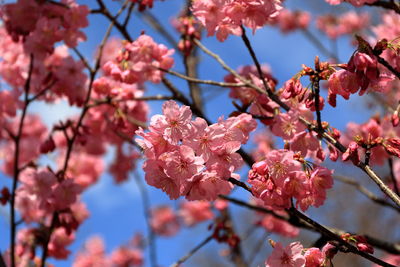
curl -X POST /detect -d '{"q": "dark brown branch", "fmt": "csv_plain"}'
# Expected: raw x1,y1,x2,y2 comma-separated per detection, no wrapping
10,54,34,267
228,178,253,195
219,195,400,255
93,0,133,42
365,0,400,14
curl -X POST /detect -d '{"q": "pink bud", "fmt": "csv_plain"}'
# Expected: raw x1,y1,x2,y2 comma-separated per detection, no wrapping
328,145,338,162
252,161,269,175
356,243,374,254
322,243,337,259
342,141,359,162
40,136,56,154
392,111,399,127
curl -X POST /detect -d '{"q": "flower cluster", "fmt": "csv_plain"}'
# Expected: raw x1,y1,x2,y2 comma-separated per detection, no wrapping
270,9,311,34
225,65,279,124
265,241,337,267
73,235,143,267
316,11,370,39
1,0,89,58
0,28,88,106
173,15,202,56
137,100,257,200
15,168,88,226
341,116,400,166
328,50,394,106
192,0,282,41
248,150,333,211
103,34,174,84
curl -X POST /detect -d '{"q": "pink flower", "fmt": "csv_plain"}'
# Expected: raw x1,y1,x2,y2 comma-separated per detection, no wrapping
290,131,320,158
109,146,140,183
103,34,174,84
73,236,110,267
271,111,306,140
266,241,306,267
50,179,82,211
304,247,325,267
150,206,180,237
272,9,310,34
161,145,205,182
47,228,75,259
179,201,214,227
309,166,334,198
150,100,193,145
328,69,360,107
143,159,181,200
192,0,282,42
185,171,232,201
259,213,299,238
110,247,143,267
183,117,225,161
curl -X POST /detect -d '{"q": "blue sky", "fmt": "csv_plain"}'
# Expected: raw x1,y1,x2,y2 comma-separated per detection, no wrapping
0,0,391,266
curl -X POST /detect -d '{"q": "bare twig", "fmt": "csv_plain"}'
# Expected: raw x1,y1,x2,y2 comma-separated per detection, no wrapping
335,175,400,212
388,158,400,196
72,47,93,72
133,171,157,267
160,68,247,87
139,10,178,50
301,28,339,61
170,235,213,267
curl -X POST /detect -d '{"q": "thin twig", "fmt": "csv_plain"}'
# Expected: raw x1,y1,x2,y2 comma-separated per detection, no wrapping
160,68,247,87
301,28,339,61
388,158,400,196
248,232,269,266
72,47,93,72
133,171,157,267
10,54,34,267
228,178,253,195
170,235,213,267
122,2,135,28
335,175,400,212
139,10,178,50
